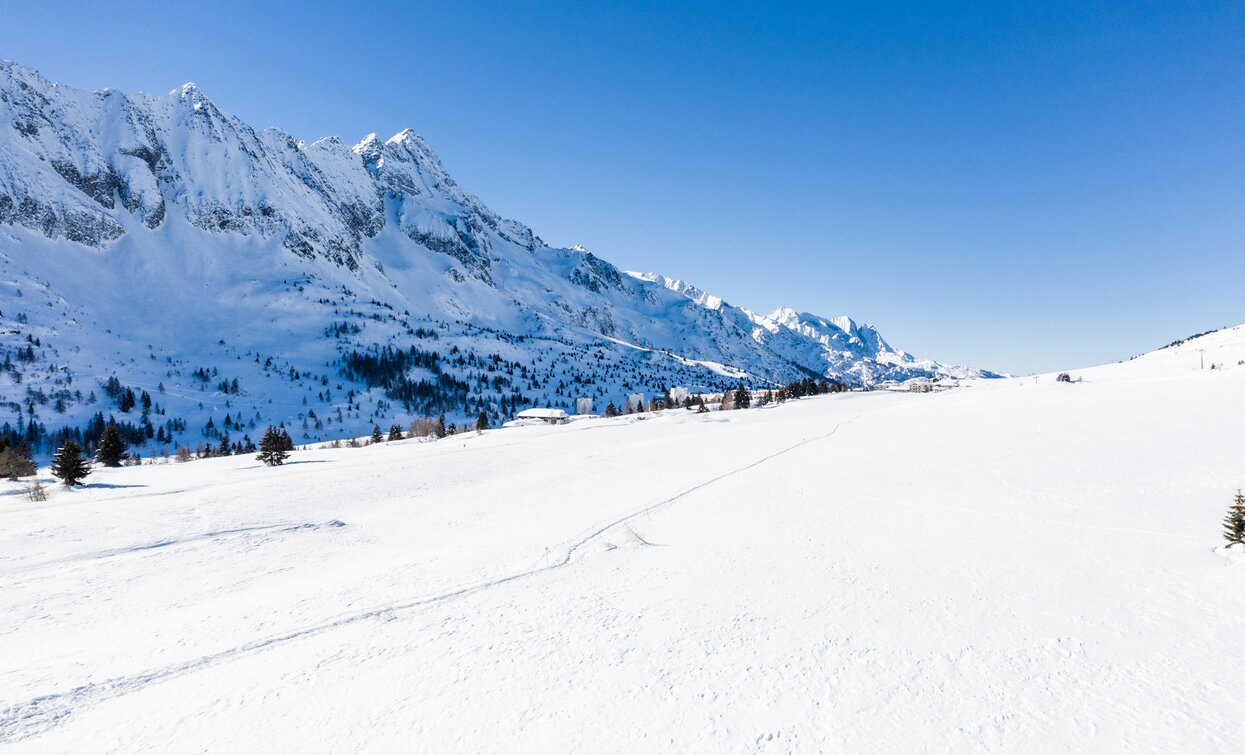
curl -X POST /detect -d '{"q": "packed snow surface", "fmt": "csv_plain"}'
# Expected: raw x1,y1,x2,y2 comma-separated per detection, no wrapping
1,327,1243,751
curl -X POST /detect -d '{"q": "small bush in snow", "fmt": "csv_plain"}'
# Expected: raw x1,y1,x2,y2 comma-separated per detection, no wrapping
25,479,47,502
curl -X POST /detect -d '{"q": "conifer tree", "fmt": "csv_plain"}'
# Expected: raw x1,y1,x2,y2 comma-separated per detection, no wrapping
255,426,289,466
51,439,91,486
95,424,127,467
435,414,448,439
370,425,383,443
278,428,295,452
733,384,751,409
476,411,490,432
1224,489,1245,548
387,424,403,442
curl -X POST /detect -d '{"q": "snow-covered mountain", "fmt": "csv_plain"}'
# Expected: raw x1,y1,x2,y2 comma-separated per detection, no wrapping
0,60,996,453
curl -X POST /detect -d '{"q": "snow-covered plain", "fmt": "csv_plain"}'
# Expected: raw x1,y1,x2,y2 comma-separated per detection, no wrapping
2,327,1243,752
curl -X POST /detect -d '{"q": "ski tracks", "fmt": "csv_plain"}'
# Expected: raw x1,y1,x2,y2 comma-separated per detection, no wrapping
0,417,857,744
2,520,347,576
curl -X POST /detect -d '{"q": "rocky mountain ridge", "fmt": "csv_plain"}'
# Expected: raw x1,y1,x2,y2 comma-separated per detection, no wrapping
0,60,996,453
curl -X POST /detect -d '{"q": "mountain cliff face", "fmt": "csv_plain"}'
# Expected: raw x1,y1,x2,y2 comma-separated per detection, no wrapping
0,60,996,452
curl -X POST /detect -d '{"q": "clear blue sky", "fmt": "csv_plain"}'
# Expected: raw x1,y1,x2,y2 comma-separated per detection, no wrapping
2,1,1242,374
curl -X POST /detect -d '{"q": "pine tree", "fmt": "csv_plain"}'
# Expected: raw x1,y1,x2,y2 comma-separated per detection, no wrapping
1224,489,1245,548
733,384,751,409
370,425,383,444
476,411,490,432
95,424,127,467
278,428,295,452
51,439,91,486
255,426,288,466
435,414,447,439
387,424,403,442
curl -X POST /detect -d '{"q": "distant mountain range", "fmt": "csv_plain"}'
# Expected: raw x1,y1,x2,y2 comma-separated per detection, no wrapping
0,60,998,451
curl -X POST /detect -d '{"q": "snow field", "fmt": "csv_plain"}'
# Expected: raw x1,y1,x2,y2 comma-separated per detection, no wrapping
1,330,1243,751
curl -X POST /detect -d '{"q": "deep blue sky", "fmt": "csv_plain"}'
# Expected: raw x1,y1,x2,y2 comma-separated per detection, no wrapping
3,1,1242,374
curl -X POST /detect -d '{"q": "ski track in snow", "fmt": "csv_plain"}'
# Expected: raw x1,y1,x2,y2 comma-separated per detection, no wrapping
0,418,858,744
1,520,348,575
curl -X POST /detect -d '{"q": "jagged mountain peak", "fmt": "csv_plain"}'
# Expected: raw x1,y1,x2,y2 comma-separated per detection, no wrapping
386,128,426,146
625,271,725,311
0,63,556,269
172,81,203,98
765,307,850,332
0,58,50,87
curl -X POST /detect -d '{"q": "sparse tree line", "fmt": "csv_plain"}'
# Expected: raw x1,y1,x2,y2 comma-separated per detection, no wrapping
596,377,846,417
7,311,764,455
0,411,176,459
5,310,852,473
324,413,485,449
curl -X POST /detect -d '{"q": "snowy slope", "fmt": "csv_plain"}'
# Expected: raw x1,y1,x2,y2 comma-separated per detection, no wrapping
1,327,1242,751
0,60,993,456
